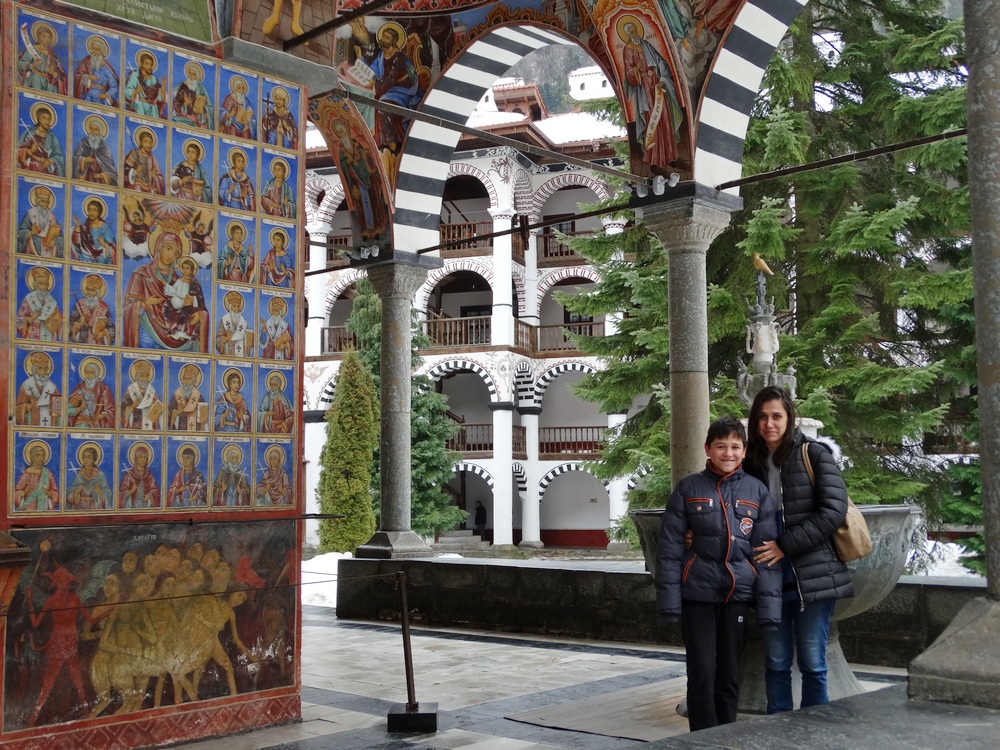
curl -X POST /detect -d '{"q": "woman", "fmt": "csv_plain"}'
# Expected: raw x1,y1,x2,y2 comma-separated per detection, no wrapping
744,386,853,713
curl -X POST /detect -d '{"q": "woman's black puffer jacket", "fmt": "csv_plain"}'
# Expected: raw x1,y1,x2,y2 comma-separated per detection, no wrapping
746,431,854,604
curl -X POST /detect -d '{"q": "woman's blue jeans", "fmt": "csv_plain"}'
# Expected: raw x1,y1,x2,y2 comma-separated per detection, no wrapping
761,599,836,714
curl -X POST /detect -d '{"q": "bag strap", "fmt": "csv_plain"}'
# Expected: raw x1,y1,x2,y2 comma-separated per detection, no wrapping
801,442,815,486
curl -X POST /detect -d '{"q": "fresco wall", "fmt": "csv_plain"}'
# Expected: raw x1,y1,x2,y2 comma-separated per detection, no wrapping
1,2,305,745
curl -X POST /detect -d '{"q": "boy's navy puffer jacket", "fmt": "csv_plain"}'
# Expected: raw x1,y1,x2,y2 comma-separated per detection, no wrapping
655,463,782,626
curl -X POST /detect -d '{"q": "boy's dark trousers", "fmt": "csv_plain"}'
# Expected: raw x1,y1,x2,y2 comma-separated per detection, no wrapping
680,600,750,731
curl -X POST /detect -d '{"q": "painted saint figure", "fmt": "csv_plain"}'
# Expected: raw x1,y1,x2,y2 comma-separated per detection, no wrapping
216,291,252,357
18,266,63,342
14,440,60,511
173,61,214,129
168,364,208,431
218,148,256,211
257,372,294,434
67,444,112,510
17,185,64,258
172,139,212,204
262,86,298,149
67,356,115,428
17,103,65,177
74,35,119,106
260,297,293,360
256,446,292,506
72,115,118,186
162,256,208,342
371,22,421,176
217,221,254,282
120,443,160,509
213,445,250,507
123,127,165,194
124,50,166,119
260,158,295,218
71,197,117,264
259,227,293,288
214,369,251,433
121,359,163,430
69,274,114,346
16,352,62,427
167,445,208,507
17,21,68,94
219,75,257,139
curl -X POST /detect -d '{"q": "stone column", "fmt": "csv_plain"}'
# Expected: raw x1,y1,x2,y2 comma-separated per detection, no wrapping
602,216,628,338
523,226,541,326
490,402,515,548
518,406,543,548
605,411,630,551
641,186,741,487
908,0,1000,708
356,253,442,558
490,208,515,347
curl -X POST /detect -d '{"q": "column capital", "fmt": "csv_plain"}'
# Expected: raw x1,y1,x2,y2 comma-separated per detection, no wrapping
641,184,743,249
489,207,517,222
601,216,629,235
365,253,442,299
488,401,516,412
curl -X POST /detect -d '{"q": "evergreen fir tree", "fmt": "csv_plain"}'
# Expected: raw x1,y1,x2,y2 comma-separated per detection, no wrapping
316,349,378,553
346,279,465,537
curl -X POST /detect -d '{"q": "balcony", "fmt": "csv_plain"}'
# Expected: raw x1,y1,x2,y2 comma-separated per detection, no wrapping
424,315,492,348
535,322,604,354
320,326,358,354
440,221,493,258
538,231,591,266
325,234,351,268
538,426,605,459
447,424,527,459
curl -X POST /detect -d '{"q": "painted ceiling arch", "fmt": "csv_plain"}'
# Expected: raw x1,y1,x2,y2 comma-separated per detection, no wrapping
243,1,808,253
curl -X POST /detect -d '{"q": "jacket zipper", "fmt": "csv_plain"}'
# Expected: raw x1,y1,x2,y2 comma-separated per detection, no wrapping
719,473,736,603
682,554,697,584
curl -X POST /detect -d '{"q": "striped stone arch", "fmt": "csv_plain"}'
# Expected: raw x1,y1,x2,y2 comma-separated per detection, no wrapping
533,361,597,404
392,24,576,252
448,163,499,207
318,374,337,408
425,359,500,402
531,173,612,219
695,0,808,189
324,268,367,316
627,465,652,492
536,266,601,310
538,462,609,500
514,361,535,407
417,259,494,313
453,461,494,490
304,175,329,228
512,462,527,494
513,169,533,215
511,264,527,316
316,179,346,226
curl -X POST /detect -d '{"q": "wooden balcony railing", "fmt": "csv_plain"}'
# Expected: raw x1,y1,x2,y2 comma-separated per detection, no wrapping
424,315,491,348
326,234,351,267
447,423,493,453
538,426,605,458
512,425,527,459
511,231,526,266
536,322,604,353
440,221,493,255
539,231,592,264
320,326,358,354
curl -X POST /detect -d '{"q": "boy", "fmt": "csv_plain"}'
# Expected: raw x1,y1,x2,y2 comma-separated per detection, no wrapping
655,416,781,731
163,257,206,341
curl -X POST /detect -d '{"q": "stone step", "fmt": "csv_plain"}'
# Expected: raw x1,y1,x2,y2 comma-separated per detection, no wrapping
430,540,492,552
439,530,476,538
434,536,486,547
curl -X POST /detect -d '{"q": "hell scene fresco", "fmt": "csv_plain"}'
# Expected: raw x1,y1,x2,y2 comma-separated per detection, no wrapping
3,522,296,729
9,6,302,519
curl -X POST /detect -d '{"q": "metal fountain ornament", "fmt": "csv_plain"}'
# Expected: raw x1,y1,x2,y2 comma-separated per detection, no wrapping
737,256,796,408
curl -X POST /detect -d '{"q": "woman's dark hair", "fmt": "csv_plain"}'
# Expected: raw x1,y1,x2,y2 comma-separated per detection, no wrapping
747,386,797,468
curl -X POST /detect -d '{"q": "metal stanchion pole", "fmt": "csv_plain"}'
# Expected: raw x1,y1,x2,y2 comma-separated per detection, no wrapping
387,570,438,732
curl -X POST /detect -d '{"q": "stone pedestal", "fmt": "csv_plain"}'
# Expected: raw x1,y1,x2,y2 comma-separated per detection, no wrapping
356,253,441,559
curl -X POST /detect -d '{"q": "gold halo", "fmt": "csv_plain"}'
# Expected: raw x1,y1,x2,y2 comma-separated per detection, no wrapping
128,441,153,465
229,75,248,95
183,61,204,81
222,368,244,392
271,86,289,105
269,157,289,177
178,362,203,386
133,126,157,148
26,265,54,291
81,273,107,297
30,102,57,127
29,185,55,206
616,14,644,44
176,443,201,465
135,49,157,71
24,350,53,376
77,441,104,465
265,370,286,390
377,21,406,47
31,21,57,44
182,138,204,160
83,196,107,219
79,355,106,380
222,443,243,462
267,296,287,316
331,119,349,138
269,227,289,246
128,358,155,382
227,146,248,167
23,439,51,465
83,115,108,137
86,35,110,58
265,445,286,464
226,219,246,239
224,290,245,311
